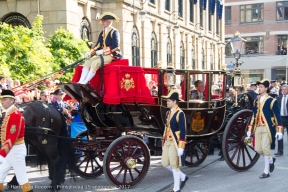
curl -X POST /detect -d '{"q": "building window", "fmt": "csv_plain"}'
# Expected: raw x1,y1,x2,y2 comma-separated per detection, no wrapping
151,32,157,67
167,38,172,64
278,35,287,55
244,36,263,54
240,4,264,23
277,2,288,20
190,0,194,22
208,11,212,31
218,53,221,70
165,0,170,11
178,0,183,17
202,49,205,80
150,0,155,4
200,3,203,27
180,42,185,69
210,54,214,70
132,27,140,66
192,46,196,69
225,6,231,25
225,38,232,56
1,13,31,28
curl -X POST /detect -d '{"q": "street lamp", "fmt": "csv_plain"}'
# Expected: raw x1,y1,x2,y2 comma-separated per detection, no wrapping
229,31,245,106
131,0,146,23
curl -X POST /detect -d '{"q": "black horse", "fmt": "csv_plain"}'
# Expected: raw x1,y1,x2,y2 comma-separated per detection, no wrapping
7,101,76,191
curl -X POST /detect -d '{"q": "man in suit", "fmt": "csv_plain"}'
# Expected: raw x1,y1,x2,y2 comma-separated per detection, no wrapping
51,89,71,119
275,84,288,156
247,79,283,179
78,12,122,84
247,82,258,100
190,80,205,100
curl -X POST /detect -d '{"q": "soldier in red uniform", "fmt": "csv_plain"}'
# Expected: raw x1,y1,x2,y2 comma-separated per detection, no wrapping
0,90,33,192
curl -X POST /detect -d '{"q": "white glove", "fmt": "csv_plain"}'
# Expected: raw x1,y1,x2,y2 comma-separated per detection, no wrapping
275,132,283,140
96,50,103,55
85,52,91,59
247,131,251,137
177,148,184,156
0,156,4,164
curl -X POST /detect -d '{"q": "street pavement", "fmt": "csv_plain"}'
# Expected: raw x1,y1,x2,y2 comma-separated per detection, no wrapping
4,134,288,192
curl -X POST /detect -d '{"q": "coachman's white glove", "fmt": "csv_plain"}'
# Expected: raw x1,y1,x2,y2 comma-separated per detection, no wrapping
96,49,103,55
0,155,4,164
275,132,283,140
85,52,91,59
177,148,184,156
247,131,251,137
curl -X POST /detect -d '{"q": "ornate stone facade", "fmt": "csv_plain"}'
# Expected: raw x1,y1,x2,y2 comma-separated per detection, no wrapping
0,0,225,70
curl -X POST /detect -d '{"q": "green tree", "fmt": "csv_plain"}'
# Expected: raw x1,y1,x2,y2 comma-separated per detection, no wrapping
47,28,89,82
0,15,54,82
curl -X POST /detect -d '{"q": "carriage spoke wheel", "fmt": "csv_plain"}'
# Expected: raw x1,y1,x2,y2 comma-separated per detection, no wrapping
73,131,103,179
184,139,209,167
103,136,150,188
222,109,260,171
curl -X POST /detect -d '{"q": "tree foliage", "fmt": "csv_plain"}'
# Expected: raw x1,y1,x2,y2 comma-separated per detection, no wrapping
0,15,89,83
0,15,54,82
47,28,89,82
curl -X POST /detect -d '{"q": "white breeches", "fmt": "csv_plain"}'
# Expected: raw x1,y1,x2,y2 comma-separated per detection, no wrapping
0,144,28,185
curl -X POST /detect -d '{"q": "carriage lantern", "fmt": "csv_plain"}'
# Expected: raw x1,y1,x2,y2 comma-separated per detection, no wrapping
166,63,175,86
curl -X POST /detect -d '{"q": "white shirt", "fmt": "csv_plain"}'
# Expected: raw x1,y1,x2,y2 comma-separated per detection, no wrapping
5,104,15,115
281,95,288,116
260,95,265,102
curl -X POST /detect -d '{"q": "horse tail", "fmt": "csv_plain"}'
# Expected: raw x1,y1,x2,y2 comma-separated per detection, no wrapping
55,113,76,183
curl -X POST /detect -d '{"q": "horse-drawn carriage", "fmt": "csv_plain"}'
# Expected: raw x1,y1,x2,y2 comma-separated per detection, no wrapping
52,58,259,187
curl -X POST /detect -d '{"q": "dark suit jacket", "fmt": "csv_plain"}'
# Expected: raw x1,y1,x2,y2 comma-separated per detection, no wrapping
52,101,71,119
190,90,205,100
277,95,288,116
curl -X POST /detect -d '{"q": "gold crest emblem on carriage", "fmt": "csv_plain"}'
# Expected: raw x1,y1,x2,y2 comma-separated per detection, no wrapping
191,112,205,132
10,125,16,134
121,73,135,91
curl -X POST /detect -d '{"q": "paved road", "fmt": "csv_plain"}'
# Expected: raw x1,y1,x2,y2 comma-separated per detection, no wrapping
4,135,288,192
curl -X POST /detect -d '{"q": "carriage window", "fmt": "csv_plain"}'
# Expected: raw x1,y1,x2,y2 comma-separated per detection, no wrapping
174,73,186,100
189,74,208,100
211,74,225,100
145,74,158,96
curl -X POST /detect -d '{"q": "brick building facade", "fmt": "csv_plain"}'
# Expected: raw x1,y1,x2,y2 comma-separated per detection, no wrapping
225,0,288,82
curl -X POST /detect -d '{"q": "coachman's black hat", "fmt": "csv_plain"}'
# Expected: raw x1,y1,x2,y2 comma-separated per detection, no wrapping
53,88,64,95
0,89,15,99
99,12,119,22
162,90,183,101
256,78,270,88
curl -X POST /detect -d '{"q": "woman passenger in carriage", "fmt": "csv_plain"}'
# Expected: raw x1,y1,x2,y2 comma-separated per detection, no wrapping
78,12,122,84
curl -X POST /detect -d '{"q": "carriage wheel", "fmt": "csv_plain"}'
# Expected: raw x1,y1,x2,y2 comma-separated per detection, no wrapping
222,109,260,171
103,135,150,188
184,139,209,167
73,131,103,179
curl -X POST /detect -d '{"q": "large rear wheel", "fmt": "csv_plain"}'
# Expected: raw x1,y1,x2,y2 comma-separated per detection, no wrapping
222,109,260,171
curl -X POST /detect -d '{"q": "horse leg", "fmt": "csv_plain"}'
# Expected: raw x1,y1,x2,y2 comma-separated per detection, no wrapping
6,175,19,189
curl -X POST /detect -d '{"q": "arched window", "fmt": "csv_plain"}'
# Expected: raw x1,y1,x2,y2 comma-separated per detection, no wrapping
2,13,31,28
132,27,140,66
202,48,205,80
151,32,157,68
167,38,172,64
180,41,185,69
210,53,214,70
218,53,221,70
191,46,196,69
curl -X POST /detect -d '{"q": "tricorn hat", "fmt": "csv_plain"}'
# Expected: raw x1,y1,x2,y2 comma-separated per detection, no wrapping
53,88,64,95
99,12,119,22
0,89,15,99
256,78,270,88
161,90,183,101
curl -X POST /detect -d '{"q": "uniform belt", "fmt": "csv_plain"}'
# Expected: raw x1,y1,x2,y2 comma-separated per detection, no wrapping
14,139,24,145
